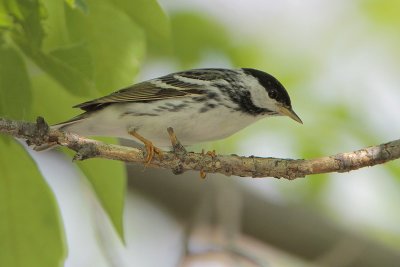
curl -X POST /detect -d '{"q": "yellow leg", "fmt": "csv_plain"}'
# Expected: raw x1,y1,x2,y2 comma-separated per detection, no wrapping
199,169,207,179
199,149,217,178
128,130,163,163
206,149,216,158
167,127,178,147
201,149,217,158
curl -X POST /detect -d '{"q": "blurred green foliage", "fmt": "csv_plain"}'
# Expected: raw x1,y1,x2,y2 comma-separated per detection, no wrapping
362,0,400,26
169,12,262,68
0,136,65,267
170,12,231,67
0,46,31,118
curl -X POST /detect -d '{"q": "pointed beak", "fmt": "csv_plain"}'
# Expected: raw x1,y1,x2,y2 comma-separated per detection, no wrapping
279,106,303,124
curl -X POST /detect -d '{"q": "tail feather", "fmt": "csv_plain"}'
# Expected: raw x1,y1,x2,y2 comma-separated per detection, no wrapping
52,112,91,131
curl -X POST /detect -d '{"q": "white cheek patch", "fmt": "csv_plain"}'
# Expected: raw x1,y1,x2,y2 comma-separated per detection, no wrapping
242,73,279,112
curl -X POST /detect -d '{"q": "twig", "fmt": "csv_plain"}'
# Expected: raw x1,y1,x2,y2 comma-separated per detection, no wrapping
1,117,399,179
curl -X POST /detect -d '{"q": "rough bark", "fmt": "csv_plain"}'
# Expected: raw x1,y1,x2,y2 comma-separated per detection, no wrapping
1,117,399,179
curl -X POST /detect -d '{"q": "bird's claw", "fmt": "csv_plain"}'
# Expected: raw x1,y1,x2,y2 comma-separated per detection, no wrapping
199,169,207,179
143,142,163,164
128,129,163,164
199,149,217,178
206,149,216,158
201,149,217,158
167,127,187,157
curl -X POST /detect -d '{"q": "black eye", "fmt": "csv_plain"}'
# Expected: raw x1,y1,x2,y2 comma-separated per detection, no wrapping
268,90,277,99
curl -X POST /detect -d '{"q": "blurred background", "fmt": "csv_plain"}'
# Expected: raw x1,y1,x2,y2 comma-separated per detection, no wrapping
1,0,400,266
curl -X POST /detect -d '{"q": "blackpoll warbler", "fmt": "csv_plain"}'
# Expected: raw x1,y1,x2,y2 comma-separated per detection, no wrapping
54,68,302,161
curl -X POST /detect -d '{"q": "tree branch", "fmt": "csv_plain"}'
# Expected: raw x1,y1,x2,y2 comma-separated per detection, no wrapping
1,117,399,179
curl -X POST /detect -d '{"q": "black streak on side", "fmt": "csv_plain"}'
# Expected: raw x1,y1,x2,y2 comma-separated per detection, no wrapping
120,112,159,118
164,103,188,112
216,84,273,116
199,103,217,113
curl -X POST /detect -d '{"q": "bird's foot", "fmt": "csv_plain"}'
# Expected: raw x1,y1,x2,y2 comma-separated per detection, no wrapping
207,149,216,158
199,169,207,179
167,127,187,157
201,149,217,158
143,142,163,163
128,129,163,163
198,149,217,179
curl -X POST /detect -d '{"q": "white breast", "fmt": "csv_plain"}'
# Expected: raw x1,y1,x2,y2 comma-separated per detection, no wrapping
63,98,265,147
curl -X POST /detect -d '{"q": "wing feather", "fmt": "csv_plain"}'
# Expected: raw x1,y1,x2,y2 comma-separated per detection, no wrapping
74,81,204,111
73,69,235,112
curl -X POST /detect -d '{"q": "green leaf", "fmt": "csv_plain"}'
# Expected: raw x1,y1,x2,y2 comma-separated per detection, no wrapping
0,136,66,267
64,0,88,14
170,12,232,67
362,0,400,26
8,0,46,49
64,0,75,9
0,0,23,21
30,69,85,123
18,45,96,96
65,0,146,94
30,73,127,240
41,0,73,51
50,42,94,81
108,0,169,40
0,45,32,119
108,0,171,53
61,141,126,240
0,2,14,29
7,0,95,97
76,139,126,240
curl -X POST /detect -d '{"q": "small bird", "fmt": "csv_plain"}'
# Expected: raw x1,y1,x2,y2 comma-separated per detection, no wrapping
53,68,302,161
